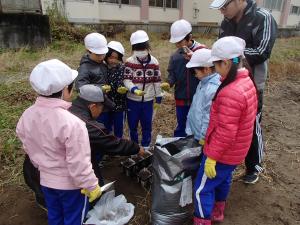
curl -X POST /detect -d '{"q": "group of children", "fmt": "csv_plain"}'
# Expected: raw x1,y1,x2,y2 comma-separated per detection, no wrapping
16,19,258,225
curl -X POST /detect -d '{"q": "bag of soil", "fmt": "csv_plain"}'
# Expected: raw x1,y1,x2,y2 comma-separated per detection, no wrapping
151,135,202,225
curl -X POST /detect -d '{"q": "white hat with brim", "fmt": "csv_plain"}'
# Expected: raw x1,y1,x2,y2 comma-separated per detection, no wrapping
130,30,149,45
87,46,109,55
84,33,108,55
169,19,192,43
186,49,214,68
210,0,228,9
30,59,78,96
208,36,246,63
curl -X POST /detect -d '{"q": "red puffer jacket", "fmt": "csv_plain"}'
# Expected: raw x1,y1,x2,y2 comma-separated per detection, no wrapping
204,68,258,165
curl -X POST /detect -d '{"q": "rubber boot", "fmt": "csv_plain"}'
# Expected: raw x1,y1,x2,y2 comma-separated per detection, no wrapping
193,217,211,225
212,201,226,222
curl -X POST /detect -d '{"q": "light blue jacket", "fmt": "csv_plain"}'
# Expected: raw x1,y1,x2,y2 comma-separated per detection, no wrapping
186,73,221,141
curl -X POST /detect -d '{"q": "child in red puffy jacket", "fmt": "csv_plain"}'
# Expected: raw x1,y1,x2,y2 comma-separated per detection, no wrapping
193,36,258,225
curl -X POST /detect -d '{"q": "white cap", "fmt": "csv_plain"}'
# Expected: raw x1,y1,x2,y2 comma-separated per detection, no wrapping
210,0,229,9
209,36,246,63
169,19,192,43
30,59,78,96
130,30,149,45
186,49,214,68
84,33,108,55
107,41,125,55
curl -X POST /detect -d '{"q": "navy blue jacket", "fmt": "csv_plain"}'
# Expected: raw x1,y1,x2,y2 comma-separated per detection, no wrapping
167,40,206,105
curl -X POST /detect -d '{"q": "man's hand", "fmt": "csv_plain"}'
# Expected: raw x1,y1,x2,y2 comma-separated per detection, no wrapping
138,146,145,157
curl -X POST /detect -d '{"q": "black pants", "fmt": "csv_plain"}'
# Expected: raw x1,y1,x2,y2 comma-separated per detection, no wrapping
23,155,46,207
245,90,264,173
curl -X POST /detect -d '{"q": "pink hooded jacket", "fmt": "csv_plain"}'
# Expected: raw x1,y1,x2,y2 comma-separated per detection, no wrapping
16,97,98,190
204,69,258,165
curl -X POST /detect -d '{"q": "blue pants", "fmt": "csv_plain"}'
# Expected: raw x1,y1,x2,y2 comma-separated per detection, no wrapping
97,111,125,138
194,156,236,219
41,186,89,225
174,105,190,137
127,99,153,147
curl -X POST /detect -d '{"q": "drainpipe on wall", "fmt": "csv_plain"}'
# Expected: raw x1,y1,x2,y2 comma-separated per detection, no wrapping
279,0,292,27
179,0,183,19
140,0,149,23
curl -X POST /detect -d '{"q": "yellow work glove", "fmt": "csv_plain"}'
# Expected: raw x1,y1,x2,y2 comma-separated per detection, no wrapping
153,103,160,110
204,157,217,179
81,185,102,202
134,89,145,96
117,86,128,94
101,85,111,93
160,82,170,92
199,139,205,146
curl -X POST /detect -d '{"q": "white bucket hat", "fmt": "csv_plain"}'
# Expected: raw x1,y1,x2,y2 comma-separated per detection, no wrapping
209,36,246,63
130,30,149,45
186,49,214,68
30,59,78,96
84,33,108,55
169,19,192,43
107,41,125,55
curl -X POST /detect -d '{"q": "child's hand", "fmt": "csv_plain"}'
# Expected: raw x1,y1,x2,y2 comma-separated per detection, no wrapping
117,86,128,94
199,139,205,146
204,157,217,179
81,184,102,202
154,103,160,110
138,147,145,157
134,89,145,96
160,82,170,91
102,85,111,93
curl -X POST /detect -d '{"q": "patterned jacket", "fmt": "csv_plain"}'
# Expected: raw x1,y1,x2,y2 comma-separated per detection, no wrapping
123,54,162,102
107,64,127,112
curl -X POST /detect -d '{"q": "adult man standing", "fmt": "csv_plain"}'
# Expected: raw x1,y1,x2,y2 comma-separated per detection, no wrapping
210,0,277,184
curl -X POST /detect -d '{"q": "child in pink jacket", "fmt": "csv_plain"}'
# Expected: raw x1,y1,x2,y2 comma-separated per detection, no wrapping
16,59,101,225
193,37,258,225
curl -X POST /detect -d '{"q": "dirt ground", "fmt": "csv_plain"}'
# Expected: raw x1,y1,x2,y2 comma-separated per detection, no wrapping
0,74,299,225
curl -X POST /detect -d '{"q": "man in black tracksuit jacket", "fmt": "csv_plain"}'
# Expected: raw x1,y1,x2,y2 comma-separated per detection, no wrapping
210,0,277,183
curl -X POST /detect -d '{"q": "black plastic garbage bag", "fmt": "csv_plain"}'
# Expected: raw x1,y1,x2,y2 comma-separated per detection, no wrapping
151,135,202,225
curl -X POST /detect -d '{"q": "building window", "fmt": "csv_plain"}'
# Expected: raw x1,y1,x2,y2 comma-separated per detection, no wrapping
263,0,283,11
290,5,300,15
149,0,179,8
98,0,140,5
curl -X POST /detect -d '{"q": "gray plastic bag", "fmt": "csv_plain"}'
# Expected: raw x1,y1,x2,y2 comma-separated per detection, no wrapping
84,190,135,225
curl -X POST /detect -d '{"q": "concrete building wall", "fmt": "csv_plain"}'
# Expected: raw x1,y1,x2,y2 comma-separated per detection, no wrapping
97,3,140,22
272,10,282,23
62,1,140,23
287,0,300,26
181,0,222,24
64,1,99,23
39,0,299,27
149,7,179,22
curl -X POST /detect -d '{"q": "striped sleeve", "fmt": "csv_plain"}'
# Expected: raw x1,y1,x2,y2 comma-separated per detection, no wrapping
244,8,277,65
